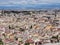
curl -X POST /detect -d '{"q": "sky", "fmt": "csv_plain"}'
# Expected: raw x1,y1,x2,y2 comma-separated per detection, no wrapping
0,0,60,5
0,0,60,10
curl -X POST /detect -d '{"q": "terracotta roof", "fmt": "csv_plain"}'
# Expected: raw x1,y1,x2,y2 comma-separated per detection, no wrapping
25,39,34,43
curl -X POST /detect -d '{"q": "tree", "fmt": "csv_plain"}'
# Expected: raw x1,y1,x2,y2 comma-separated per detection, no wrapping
9,25,14,29
51,35,59,43
19,28,25,32
0,39,3,45
25,43,30,45
30,25,32,29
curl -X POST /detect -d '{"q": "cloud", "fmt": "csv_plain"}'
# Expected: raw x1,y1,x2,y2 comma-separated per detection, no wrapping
0,0,60,6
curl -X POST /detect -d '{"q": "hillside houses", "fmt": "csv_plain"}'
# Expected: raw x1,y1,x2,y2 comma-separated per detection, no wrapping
0,9,60,45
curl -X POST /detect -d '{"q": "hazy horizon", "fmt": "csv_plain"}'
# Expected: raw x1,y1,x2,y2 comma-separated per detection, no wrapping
0,0,60,10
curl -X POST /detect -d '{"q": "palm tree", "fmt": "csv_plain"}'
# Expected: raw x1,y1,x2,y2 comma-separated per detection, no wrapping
1,10,4,16
54,10,58,18
55,11,57,17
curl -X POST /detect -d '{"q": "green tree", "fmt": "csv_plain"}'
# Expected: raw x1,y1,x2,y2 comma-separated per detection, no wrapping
0,39,3,45
25,43,30,45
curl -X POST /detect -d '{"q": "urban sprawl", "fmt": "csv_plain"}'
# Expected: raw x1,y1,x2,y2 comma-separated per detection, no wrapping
0,10,60,45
